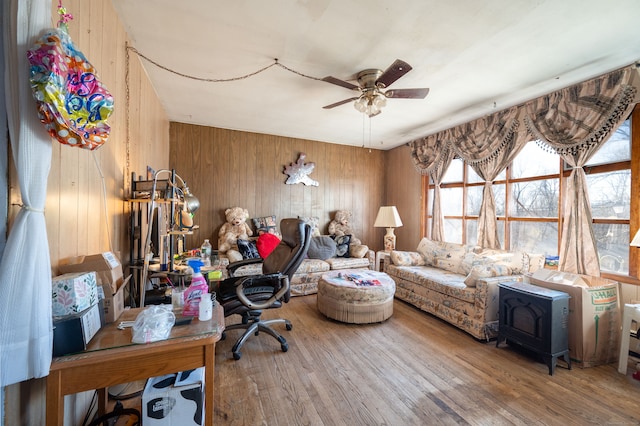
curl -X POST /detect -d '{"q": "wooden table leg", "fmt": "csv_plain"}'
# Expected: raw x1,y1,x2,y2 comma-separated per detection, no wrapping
46,370,64,426
205,342,216,426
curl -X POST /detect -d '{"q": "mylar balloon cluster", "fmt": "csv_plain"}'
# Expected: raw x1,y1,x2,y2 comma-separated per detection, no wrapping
27,28,114,150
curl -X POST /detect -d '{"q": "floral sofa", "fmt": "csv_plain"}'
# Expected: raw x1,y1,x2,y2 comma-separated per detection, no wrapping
385,238,545,340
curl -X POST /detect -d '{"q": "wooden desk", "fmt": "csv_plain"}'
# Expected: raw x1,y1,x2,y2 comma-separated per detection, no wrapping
47,304,224,426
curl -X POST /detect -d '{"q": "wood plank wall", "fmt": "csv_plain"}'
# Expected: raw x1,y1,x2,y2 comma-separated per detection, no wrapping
384,144,423,251
168,123,387,252
4,1,171,425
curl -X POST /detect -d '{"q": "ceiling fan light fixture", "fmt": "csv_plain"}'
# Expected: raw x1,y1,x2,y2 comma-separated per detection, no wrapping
354,92,387,117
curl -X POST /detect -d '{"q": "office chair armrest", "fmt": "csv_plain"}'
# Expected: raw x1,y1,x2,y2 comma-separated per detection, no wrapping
226,257,263,276
235,274,290,310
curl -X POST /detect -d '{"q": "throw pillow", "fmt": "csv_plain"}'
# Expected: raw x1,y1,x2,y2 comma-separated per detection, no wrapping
237,239,260,259
390,250,426,266
298,216,321,237
308,236,337,260
252,215,279,236
463,264,513,287
416,238,437,265
332,234,351,258
349,244,369,259
256,232,281,259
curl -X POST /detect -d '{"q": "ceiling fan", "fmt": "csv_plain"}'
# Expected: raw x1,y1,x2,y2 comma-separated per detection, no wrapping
322,59,429,117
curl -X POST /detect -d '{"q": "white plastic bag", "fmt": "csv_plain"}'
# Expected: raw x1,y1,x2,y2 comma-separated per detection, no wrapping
131,305,176,344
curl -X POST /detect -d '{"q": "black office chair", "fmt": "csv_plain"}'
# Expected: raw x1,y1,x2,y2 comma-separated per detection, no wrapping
217,218,311,360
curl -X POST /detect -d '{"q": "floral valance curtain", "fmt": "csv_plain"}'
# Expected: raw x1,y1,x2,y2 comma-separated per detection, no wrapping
409,131,455,241
523,66,638,275
408,64,638,268
451,107,527,248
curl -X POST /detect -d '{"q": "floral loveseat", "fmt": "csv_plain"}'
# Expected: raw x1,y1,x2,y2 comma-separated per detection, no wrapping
385,238,545,340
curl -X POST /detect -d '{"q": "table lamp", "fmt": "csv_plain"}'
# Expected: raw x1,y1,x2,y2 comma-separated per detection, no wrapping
374,206,403,251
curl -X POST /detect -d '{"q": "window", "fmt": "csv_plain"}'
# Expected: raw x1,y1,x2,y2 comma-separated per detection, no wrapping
425,118,633,280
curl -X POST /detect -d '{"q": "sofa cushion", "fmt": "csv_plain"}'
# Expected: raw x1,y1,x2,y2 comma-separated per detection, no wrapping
464,264,512,287
298,215,321,237
325,257,370,270
416,238,439,265
349,244,369,259
390,250,426,266
296,258,331,274
308,236,337,260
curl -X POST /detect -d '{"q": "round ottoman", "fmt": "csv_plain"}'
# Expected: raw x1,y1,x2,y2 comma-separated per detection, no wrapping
317,270,396,324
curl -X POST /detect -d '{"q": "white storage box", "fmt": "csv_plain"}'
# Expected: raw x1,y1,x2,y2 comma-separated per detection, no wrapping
142,367,205,425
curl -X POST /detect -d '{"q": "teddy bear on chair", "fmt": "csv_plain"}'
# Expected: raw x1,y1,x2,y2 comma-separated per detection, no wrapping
218,207,253,261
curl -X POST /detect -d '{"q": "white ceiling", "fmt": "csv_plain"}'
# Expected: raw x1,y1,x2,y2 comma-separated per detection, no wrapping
111,0,640,150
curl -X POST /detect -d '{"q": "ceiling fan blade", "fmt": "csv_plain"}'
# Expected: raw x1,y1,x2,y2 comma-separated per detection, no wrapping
321,76,359,91
376,59,412,88
385,88,430,99
323,97,359,109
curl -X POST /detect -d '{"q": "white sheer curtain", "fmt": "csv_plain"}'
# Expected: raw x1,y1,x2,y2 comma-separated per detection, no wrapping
0,0,53,387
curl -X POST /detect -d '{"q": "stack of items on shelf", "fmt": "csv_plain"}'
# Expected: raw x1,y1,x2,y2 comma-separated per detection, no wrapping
51,271,102,357
53,252,132,356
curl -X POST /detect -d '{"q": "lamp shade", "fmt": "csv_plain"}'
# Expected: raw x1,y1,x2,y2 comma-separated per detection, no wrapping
374,206,403,228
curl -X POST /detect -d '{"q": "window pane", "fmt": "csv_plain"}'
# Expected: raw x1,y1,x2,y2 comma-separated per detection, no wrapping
512,141,559,178
441,187,463,216
444,219,463,243
442,158,463,183
466,186,483,216
509,221,559,256
587,120,631,166
427,188,433,215
466,219,477,246
509,179,559,218
467,184,505,216
466,219,505,248
587,170,630,219
494,184,505,216
467,164,505,183
594,223,629,274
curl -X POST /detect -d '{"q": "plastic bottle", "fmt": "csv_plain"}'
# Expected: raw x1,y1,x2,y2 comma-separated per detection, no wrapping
198,293,213,321
201,239,212,267
182,259,209,316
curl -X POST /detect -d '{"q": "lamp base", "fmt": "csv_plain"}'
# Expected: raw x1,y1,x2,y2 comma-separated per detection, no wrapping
383,227,396,252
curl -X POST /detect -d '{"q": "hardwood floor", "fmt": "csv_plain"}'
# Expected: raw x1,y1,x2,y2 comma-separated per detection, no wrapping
214,295,640,426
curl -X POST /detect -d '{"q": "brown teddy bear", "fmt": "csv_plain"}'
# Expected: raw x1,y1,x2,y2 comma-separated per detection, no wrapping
218,207,253,261
328,210,362,245
328,210,369,258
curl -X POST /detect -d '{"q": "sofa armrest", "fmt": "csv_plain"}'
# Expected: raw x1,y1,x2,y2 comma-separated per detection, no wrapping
475,275,523,322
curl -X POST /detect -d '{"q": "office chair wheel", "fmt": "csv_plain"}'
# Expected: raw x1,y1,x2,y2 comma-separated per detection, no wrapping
286,323,293,331
281,342,288,352
221,331,226,340
233,351,242,360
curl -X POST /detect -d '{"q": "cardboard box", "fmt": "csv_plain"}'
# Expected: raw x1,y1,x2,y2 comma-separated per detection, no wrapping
59,252,123,294
525,269,621,367
52,271,98,316
142,368,205,425
101,275,131,323
52,303,102,356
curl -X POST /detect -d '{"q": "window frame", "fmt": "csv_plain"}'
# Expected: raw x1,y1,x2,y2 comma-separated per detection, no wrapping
422,105,640,285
